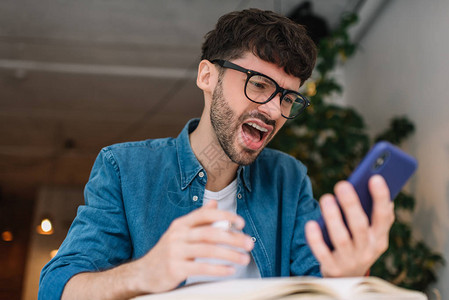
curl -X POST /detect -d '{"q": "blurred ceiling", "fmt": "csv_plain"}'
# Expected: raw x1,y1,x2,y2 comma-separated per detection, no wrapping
0,0,363,196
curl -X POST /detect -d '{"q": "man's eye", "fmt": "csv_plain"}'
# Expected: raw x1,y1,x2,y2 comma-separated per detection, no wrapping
283,96,294,105
249,79,267,89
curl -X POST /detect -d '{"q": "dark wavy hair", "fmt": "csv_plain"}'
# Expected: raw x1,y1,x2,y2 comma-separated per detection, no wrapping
201,8,317,86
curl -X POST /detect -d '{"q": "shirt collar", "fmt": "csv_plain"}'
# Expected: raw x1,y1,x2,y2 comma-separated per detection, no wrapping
238,165,252,192
176,119,204,190
175,118,252,192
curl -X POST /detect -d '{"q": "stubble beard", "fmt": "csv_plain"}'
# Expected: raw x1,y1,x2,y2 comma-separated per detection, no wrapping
210,78,274,166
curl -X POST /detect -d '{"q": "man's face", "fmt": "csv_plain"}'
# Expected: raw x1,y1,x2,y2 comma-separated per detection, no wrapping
210,53,301,165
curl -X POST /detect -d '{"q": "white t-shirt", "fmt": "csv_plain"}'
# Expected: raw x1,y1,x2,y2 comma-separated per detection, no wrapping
185,179,261,285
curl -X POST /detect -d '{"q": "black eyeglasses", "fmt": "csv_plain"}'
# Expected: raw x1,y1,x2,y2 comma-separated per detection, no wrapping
210,59,310,119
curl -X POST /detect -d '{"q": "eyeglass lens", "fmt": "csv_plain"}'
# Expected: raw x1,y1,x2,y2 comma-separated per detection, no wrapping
246,75,306,118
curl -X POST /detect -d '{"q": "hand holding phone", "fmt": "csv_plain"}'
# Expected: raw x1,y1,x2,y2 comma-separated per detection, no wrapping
316,141,418,250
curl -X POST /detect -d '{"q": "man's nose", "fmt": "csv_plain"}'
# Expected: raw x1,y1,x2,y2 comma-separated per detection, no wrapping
257,94,282,119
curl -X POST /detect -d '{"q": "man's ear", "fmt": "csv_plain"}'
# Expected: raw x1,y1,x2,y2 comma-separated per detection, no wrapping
196,60,217,92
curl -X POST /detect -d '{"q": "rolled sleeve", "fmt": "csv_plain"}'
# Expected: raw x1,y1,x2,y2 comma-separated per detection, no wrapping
38,259,95,300
38,147,132,299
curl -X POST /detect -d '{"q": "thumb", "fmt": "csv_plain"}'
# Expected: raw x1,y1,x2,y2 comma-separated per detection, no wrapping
203,199,218,209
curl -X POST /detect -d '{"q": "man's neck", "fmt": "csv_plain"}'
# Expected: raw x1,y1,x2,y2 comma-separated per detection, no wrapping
189,118,239,192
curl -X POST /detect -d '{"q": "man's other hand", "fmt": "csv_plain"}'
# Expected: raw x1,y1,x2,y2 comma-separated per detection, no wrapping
133,200,254,293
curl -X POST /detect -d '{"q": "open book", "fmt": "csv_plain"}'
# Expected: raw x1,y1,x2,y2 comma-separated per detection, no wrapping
133,276,426,300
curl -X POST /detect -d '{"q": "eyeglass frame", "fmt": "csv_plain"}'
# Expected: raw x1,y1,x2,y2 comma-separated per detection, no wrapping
209,59,310,119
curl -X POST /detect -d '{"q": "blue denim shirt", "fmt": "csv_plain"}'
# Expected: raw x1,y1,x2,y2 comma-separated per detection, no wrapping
39,119,322,300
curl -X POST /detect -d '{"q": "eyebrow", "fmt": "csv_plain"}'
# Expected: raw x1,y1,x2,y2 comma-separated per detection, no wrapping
259,76,275,85
259,70,300,92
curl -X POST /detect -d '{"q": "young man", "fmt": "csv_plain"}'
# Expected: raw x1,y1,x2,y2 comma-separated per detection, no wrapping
39,8,394,300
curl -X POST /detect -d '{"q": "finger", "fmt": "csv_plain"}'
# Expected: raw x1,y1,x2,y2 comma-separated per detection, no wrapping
320,194,353,253
182,261,235,277
204,199,218,209
305,221,338,275
184,244,250,265
177,204,245,230
334,181,369,250
369,175,394,251
187,226,254,252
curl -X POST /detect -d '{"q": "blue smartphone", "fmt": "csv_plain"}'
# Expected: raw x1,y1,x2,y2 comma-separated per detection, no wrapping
316,141,418,250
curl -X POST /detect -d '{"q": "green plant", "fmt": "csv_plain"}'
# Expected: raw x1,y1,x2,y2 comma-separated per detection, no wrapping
271,13,444,292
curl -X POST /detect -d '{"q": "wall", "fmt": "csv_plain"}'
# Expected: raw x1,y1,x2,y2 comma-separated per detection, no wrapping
343,0,449,296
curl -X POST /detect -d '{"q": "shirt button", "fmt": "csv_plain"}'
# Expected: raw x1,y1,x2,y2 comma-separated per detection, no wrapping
198,171,204,178
251,237,256,243
237,193,242,199
192,195,198,201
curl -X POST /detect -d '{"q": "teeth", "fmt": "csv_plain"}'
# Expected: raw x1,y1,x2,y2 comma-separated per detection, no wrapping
247,122,268,133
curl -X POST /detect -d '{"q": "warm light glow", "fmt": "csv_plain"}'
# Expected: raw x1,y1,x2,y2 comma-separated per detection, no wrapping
50,249,59,259
41,219,52,233
36,218,54,235
306,81,317,97
2,231,13,242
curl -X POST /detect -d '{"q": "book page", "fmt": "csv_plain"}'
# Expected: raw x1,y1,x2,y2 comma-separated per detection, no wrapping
351,277,427,300
303,277,426,300
132,277,427,300
132,277,338,300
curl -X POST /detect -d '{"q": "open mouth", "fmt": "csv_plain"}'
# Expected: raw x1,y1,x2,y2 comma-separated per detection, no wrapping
240,120,273,151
